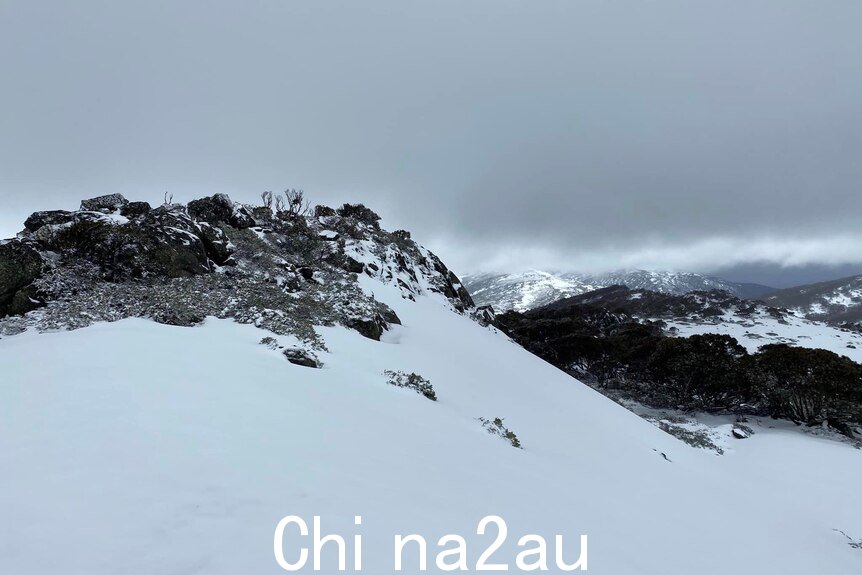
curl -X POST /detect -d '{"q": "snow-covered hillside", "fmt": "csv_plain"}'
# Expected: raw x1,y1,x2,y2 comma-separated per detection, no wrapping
3,259,862,574
464,269,773,312
2,195,861,573
762,274,862,324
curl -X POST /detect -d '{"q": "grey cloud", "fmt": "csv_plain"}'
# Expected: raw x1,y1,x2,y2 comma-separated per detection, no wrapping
2,1,861,283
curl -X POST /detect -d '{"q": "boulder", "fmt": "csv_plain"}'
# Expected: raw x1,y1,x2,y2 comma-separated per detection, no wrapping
80,193,129,213
187,194,255,229
343,256,365,274
345,310,397,341
0,240,44,317
472,305,496,325
196,222,235,266
23,210,75,232
120,201,152,218
336,203,381,227
283,347,322,368
297,267,316,282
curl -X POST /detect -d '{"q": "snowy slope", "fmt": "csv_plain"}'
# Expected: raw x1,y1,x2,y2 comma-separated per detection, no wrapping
464,269,773,312
2,275,862,574
665,307,862,360
762,274,862,324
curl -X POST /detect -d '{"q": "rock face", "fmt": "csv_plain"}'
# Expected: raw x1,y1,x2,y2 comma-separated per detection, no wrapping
0,193,475,346
24,210,75,232
17,196,244,281
0,241,44,317
187,194,255,229
80,193,129,213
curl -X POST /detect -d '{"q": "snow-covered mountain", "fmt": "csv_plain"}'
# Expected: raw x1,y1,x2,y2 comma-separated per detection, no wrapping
761,274,862,324
463,269,774,312
2,195,861,574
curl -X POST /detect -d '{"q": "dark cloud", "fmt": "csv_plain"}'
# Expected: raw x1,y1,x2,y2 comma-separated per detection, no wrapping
2,1,861,283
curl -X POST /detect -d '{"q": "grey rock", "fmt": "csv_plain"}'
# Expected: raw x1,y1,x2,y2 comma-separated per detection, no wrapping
187,194,255,229
80,193,129,213
0,240,45,317
24,210,75,232
120,201,152,218
283,347,322,368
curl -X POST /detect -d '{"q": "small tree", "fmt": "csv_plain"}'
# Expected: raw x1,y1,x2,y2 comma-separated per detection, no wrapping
282,189,310,217
261,190,273,210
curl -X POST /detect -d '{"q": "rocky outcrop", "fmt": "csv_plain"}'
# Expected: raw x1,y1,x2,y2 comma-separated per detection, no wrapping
187,194,255,229
0,192,472,347
80,193,129,213
0,240,44,317
120,201,152,218
24,210,75,232
17,198,239,281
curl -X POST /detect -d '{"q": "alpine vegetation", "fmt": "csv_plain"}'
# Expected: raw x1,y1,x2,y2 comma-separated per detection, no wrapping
495,286,862,438
478,417,522,449
384,370,437,401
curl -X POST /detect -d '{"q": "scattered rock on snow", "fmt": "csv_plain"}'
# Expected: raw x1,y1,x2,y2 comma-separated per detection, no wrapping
283,347,322,368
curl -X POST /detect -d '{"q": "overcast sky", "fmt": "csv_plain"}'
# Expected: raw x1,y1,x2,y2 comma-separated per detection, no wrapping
2,1,861,287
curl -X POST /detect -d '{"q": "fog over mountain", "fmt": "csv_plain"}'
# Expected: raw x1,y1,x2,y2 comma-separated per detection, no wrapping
2,1,861,284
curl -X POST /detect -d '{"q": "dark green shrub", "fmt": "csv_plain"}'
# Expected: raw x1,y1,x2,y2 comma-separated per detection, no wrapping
384,370,437,401
478,417,522,449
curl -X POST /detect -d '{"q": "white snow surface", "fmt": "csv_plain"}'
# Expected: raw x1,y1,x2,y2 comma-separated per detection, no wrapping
664,307,862,362
464,269,765,312
2,278,862,573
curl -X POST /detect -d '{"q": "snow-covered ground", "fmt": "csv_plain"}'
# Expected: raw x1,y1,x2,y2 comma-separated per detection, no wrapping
664,307,862,362
2,278,861,573
464,269,770,312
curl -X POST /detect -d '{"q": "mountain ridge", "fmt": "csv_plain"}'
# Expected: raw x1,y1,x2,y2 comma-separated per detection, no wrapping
463,269,774,312
760,274,862,324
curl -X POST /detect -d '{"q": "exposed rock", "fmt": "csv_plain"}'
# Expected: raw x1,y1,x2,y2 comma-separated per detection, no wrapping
24,210,75,232
732,427,751,439
44,205,211,280
0,240,45,317
472,304,496,325
120,201,152,218
283,347,322,368
336,203,381,228
297,267,316,282
196,222,235,266
343,255,365,274
2,193,468,350
80,193,129,213
313,205,337,218
187,194,255,229
345,315,388,341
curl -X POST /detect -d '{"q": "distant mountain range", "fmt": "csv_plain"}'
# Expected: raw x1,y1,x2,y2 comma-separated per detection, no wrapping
761,274,862,324
463,269,775,312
